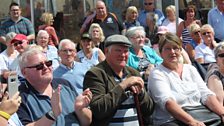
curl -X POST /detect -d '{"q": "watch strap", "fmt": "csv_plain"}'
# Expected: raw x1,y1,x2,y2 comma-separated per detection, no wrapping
45,110,56,121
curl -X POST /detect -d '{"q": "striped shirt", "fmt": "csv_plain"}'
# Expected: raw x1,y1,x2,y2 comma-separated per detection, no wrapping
109,76,139,126
0,17,34,36
182,28,192,47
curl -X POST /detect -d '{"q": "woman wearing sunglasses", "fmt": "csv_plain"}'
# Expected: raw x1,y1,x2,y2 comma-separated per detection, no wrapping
207,42,224,106
194,24,217,64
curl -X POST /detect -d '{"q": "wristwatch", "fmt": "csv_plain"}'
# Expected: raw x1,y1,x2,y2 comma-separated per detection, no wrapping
45,110,56,121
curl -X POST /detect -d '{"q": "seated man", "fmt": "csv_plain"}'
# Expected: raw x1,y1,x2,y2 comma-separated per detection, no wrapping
83,34,154,125
53,39,89,94
17,47,92,126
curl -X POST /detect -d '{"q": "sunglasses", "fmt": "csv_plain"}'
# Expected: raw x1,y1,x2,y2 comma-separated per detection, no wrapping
202,32,211,36
144,2,153,5
26,60,52,70
13,41,23,46
218,53,224,58
194,31,200,35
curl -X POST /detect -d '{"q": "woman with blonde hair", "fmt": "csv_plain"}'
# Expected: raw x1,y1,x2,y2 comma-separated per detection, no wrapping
88,23,105,52
123,6,140,31
162,5,183,34
38,12,59,47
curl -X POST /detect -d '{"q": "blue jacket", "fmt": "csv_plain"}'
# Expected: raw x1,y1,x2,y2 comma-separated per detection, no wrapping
127,46,163,70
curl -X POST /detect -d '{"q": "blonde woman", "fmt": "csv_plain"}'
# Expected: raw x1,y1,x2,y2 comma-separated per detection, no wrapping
162,5,183,34
88,23,105,52
38,12,59,47
123,6,140,31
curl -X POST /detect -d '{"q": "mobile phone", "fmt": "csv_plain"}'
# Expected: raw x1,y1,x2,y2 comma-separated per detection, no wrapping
7,75,18,98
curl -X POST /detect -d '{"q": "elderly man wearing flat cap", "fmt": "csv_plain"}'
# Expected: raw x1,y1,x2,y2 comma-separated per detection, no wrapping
83,34,154,126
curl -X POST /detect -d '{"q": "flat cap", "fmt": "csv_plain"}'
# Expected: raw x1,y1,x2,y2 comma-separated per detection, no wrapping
105,34,132,47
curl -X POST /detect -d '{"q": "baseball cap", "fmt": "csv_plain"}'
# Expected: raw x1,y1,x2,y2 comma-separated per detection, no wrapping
6,32,17,43
81,33,91,40
11,34,28,44
157,26,168,34
104,34,132,47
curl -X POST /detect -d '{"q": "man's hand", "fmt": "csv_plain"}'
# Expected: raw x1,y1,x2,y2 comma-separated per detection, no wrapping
51,85,62,117
120,76,144,94
0,92,21,115
75,88,92,110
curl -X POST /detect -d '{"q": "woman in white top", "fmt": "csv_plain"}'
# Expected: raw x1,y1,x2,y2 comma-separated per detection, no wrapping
148,32,224,125
76,33,105,69
195,24,217,63
162,5,183,34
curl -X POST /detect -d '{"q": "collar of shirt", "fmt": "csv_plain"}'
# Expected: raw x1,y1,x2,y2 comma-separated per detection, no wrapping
60,61,75,70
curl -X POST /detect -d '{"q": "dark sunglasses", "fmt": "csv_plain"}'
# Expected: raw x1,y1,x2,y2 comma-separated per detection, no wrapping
194,31,200,35
13,41,23,46
202,32,211,36
26,60,52,70
218,53,224,58
144,2,153,5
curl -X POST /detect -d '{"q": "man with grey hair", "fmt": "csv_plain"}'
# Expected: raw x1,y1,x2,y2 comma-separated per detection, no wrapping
83,34,154,125
17,47,92,126
53,39,90,94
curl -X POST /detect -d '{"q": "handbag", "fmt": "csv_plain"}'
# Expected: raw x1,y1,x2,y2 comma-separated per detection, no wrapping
182,105,221,126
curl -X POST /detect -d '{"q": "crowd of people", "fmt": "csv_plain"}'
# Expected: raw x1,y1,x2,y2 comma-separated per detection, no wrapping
1,0,224,126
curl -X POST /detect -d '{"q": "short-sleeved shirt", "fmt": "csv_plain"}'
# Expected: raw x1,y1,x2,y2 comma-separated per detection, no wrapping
43,45,60,70
86,13,124,38
208,7,224,41
0,17,34,36
195,43,216,63
138,9,165,27
17,78,80,126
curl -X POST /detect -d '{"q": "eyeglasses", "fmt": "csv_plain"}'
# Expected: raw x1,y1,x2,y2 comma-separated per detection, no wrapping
131,36,145,39
11,9,20,12
13,41,23,46
61,49,75,53
144,2,153,5
194,31,200,35
218,53,224,58
163,47,180,52
26,60,52,70
202,32,211,36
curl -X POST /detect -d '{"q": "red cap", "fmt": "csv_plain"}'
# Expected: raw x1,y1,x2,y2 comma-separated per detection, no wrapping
11,34,28,44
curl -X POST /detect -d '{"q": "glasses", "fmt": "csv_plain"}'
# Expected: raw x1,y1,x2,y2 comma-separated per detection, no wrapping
194,31,200,35
13,41,23,46
11,9,20,12
144,2,153,5
202,32,211,36
218,53,224,58
26,60,52,70
61,49,75,53
131,36,145,39
163,47,180,52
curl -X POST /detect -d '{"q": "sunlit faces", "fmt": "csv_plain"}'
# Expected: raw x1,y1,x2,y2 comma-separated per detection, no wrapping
13,40,28,53
91,28,100,39
37,33,49,48
130,30,145,48
96,1,107,17
106,44,129,68
201,29,214,44
186,8,195,19
10,5,21,19
144,0,154,11
166,9,175,21
160,43,181,63
130,11,138,21
23,53,53,84
216,50,224,68
58,43,76,65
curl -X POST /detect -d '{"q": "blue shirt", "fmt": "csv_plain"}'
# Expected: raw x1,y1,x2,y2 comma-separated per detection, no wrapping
44,45,60,70
127,46,163,71
138,9,165,27
77,48,100,70
53,61,89,94
17,78,79,126
208,7,224,41
123,20,140,30
0,17,34,36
